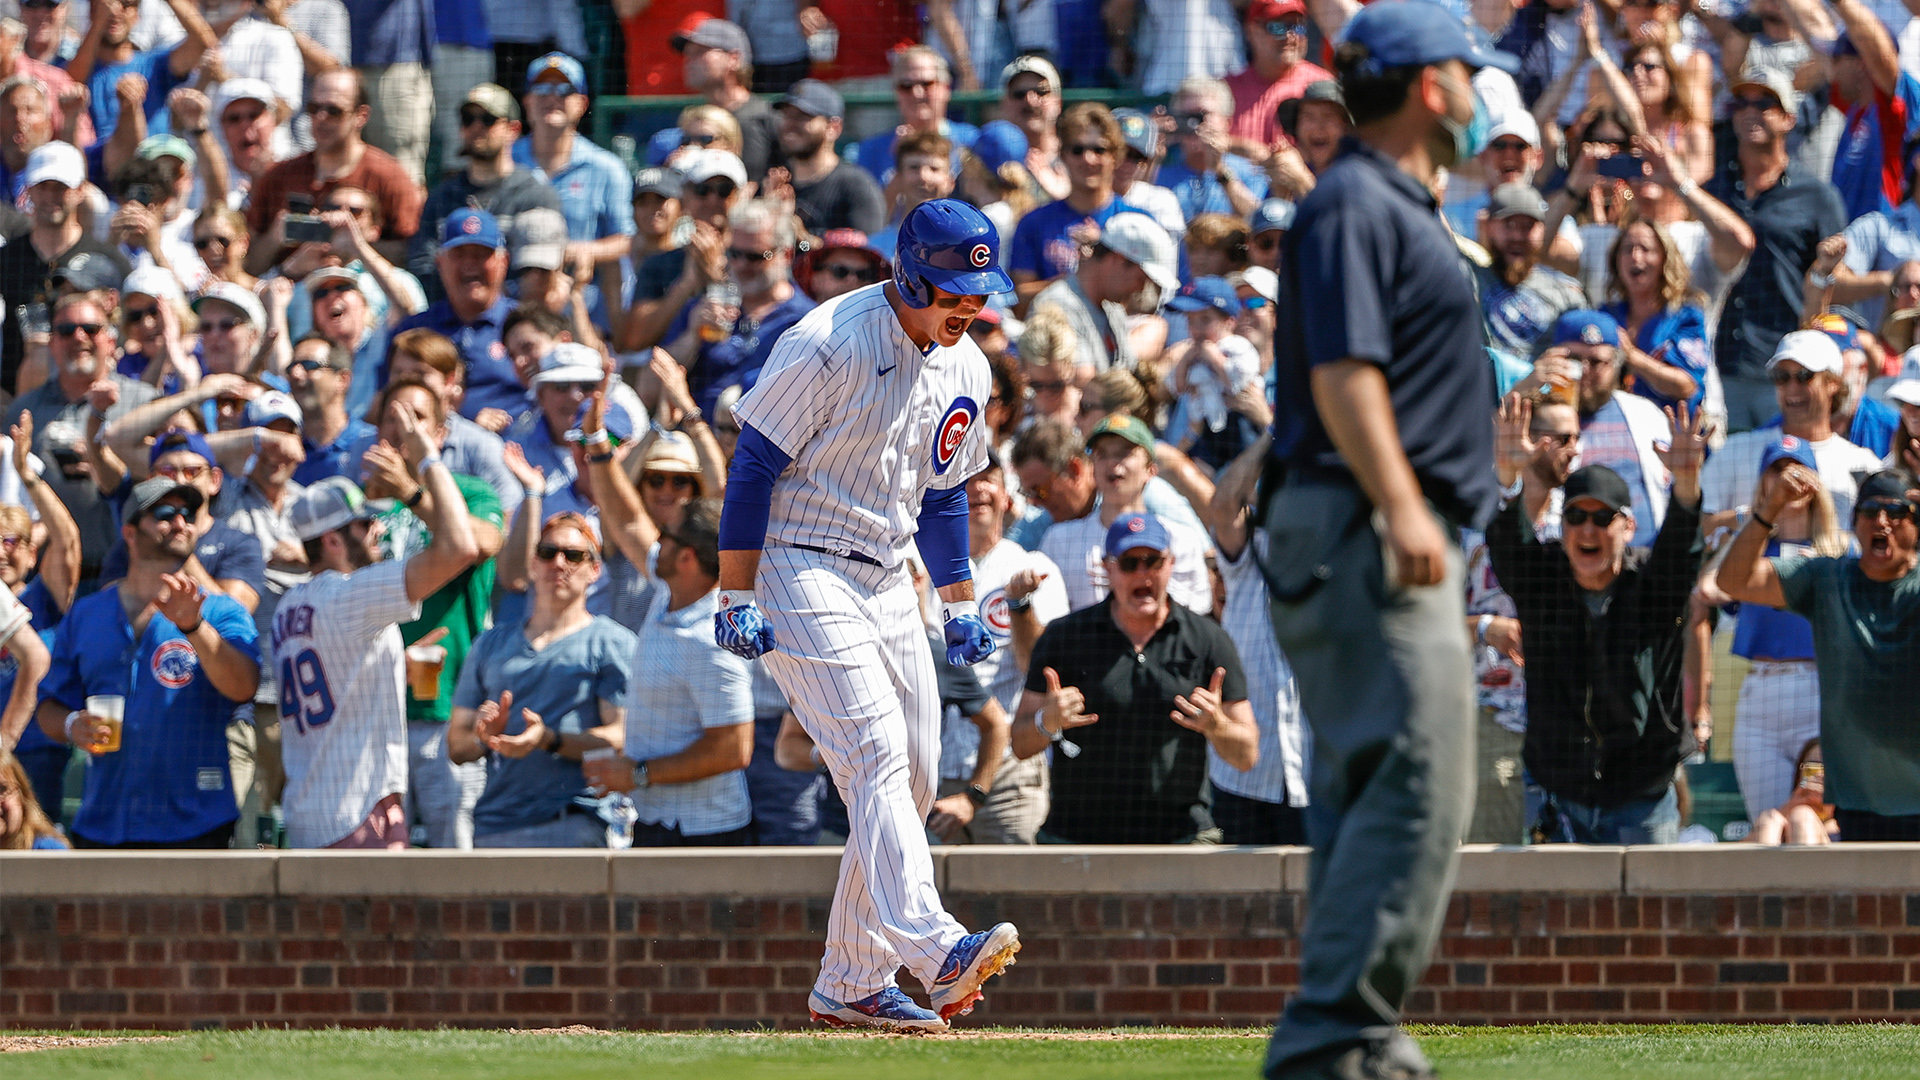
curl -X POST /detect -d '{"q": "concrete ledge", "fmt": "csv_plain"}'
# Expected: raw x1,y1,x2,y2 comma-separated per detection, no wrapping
944,846,1293,894
1452,845,1627,892
611,848,856,897
1624,843,1920,893
276,851,611,897
0,852,276,897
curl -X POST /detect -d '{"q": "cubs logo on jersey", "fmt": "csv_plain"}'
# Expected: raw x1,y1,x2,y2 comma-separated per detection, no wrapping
152,638,199,688
981,587,1013,641
932,397,978,476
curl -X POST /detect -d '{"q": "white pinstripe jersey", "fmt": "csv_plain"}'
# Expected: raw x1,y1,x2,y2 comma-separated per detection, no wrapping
270,559,423,848
1038,510,1215,615
732,284,992,566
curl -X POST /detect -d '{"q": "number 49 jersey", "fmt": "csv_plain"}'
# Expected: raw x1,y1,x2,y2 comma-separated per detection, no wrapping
271,559,422,848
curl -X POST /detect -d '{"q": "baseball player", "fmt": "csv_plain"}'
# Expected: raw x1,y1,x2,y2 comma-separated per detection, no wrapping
271,405,481,849
713,199,1021,1033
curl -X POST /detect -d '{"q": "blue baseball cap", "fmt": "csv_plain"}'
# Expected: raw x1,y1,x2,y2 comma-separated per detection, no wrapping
1105,513,1172,558
148,427,216,469
972,119,1028,173
1759,434,1818,477
566,399,635,446
1552,309,1621,349
1339,0,1519,74
440,207,502,252
1166,276,1244,317
526,52,587,95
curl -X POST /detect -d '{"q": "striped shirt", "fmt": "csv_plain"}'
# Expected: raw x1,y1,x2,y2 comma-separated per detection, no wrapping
1211,532,1306,806
1039,508,1214,615
625,586,755,835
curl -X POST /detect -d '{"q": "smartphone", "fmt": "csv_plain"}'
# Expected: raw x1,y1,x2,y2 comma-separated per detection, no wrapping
1177,113,1204,135
125,183,154,205
283,192,331,244
1596,154,1646,181
14,303,47,338
287,194,314,214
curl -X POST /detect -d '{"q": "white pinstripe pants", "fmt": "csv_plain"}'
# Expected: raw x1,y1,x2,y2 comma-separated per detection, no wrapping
1733,660,1821,823
758,547,967,1000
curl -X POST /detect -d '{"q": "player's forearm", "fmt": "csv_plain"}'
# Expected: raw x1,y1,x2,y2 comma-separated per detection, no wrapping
1311,360,1428,526
935,580,975,603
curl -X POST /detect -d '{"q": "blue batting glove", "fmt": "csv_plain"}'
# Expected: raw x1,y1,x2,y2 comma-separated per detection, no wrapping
942,600,996,666
715,591,775,660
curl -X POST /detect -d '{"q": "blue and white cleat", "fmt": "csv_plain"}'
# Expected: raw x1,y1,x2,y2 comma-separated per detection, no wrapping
808,987,950,1033
928,922,1022,1020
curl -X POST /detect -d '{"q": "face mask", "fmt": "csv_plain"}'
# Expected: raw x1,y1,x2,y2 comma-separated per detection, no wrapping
1435,71,1489,165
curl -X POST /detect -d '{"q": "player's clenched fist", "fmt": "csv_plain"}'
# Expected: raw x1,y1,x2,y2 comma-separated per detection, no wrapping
1038,666,1097,736
941,600,995,666
715,591,774,659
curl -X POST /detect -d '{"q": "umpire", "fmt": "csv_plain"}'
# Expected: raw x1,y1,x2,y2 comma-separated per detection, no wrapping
1259,6,1514,1078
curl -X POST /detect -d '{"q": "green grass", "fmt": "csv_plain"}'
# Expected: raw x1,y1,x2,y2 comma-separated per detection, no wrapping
7,1024,1920,1079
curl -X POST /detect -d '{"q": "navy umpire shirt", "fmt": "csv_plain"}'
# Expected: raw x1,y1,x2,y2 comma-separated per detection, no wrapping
1270,136,1499,530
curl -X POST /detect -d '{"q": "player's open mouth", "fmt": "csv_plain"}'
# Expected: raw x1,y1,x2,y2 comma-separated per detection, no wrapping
944,315,969,337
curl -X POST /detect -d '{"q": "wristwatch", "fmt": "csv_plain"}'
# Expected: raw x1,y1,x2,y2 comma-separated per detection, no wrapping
677,407,706,430
543,725,563,754
1034,712,1062,743
1006,592,1033,613
1477,613,1494,646
632,761,652,789
964,784,990,808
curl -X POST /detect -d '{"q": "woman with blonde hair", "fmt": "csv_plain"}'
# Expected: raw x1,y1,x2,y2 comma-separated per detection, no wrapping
1017,307,1083,426
1600,217,1712,411
670,105,744,162
0,747,67,849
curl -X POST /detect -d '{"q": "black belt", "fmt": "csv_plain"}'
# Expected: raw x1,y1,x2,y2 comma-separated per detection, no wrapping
791,543,883,567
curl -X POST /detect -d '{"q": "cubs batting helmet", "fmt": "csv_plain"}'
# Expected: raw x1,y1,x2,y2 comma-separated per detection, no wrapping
891,199,1014,308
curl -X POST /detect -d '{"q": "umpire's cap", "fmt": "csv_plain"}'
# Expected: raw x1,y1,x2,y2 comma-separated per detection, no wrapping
1339,0,1519,74
892,199,1014,308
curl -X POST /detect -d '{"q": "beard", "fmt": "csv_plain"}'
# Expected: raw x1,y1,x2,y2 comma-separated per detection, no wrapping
1493,248,1536,289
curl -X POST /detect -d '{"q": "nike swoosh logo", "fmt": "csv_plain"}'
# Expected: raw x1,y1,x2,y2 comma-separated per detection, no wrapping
877,364,897,376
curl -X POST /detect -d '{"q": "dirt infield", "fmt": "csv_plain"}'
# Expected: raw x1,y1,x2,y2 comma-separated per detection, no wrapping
0,1035,180,1053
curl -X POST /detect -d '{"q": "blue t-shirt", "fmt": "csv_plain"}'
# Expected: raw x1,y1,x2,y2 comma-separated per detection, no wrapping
454,614,636,835
665,289,816,416
511,136,635,245
849,120,981,185
1733,540,1816,661
1007,196,1130,282
1155,151,1269,223
346,0,435,66
88,49,184,138
294,417,379,486
1601,301,1710,412
387,296,519,420
434,0,489,47
1851,395,1900,458
40,588,259,845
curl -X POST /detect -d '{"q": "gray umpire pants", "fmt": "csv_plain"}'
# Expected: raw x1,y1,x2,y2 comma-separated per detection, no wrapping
1258,482,1476,1076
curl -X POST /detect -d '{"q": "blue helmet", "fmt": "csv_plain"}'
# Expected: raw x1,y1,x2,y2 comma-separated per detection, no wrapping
891,199,1014,308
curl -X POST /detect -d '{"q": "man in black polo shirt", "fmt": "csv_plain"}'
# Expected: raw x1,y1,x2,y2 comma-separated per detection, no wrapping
1011,513,1257,844
1260,5,1512,1078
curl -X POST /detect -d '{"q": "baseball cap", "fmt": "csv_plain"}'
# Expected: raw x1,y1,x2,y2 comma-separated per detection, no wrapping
671,15,753,68
304,265,361,296
120,263,183,302
22,140,83,189
1552,309,1622,349
213,77,276,118
288,476,374,541
1808,309,1862,351
1000,55,1060,93
566,399,635,445
1232,266,1279,303
813,227,886,264
1113,107,1159,160
51,249,124,293
1104,512,1172,557
136,134,195,167
1250,197,1296,235
245,389,304,430
1487,109,1541,149
1339,0,1519,74
1488,181,1549,221
971,120,1029,173
1276,80,1348,136
526,52,588,96
1166,276,1244,317
1087,414,1157,460
1888,346,1920,406
680,149,748,189
1563,465,1632,512
1247,0,1307,19
531,342,605,386
1767,329,1844,375
781,79,843,119
1730,67,1799,116
439,207,503,252
1099,212,1180,294
191,281,266,331
1857,469,1919,507
123,476,204,524
633,167,680,200
465,83,520,123
640,430,701,475
148,427,215,469
1759,434,1819,476
510,207,568,272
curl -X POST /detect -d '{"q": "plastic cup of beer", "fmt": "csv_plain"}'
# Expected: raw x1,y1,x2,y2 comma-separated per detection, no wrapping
583,747,618,796
404,644,446,701
1549,359,1584,407
85,695,125,753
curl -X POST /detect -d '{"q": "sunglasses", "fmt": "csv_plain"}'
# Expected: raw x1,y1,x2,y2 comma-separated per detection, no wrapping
1488,138,1531,153
145,503,192,524
1241,296,1270,309
290,358,338,373
1563,506,1621,528
202,318,243,333
819,264,877,282
1007,83,1053,98
53,321,102,336
727,247,776,262
1530,429,1578,447
643,473,697,490
1113,553,1167,573
1264,17,1306,34
896,78,940,93
1770,369,1819,386
305,102,348,119
1630,60,1665,73
551,381,598,396
193,235,233,250
0,534,24,550
682,132,719,147
1731,94,1780,112
689,180,736,200
1068,143,1113,158
529,82,579,97
124,304,160,322
458,108,501,128
1857,499,1916,520
153,462,208,481
535,542,597,565
311,283,357,302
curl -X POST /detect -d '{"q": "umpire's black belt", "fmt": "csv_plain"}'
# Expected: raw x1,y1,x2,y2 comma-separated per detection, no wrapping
791,543,884,567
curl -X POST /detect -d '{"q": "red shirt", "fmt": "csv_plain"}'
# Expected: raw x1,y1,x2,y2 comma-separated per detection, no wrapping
808,0,920,81
246,144,425,239
1226,60,1333,149
623,1,723,97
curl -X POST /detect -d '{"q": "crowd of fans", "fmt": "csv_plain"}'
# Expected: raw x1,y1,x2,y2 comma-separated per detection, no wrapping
4,0,1920,851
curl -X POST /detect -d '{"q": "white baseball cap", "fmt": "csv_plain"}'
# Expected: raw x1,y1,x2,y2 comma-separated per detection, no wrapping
1767,329,1844,376
530,341,605,386
1230,266,1278,303
1099,213,1179,294
244,389,304,430
22,141,84,189
680,149,748,189
192,281,267,332
1888,346,1920,407
121,264,183,302
214,77,277,118
1486,109,1540,149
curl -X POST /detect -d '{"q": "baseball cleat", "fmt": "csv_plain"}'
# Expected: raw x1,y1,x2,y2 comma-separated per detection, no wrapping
928,921,1021,1020
808,987,950,1033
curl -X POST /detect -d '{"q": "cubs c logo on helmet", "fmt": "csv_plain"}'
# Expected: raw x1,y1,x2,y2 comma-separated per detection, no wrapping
932,397,978,476
152,638,199,688
969,244,991,268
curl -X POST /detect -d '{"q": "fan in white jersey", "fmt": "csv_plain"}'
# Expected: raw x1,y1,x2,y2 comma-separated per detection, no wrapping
713,200,1023,1033
271,405,481,849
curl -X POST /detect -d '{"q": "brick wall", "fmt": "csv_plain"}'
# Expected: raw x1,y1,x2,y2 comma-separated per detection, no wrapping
5,847,1920,1030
